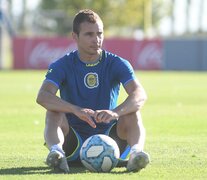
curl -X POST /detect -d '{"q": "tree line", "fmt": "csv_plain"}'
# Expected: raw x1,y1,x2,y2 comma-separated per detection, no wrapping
2,0,207,38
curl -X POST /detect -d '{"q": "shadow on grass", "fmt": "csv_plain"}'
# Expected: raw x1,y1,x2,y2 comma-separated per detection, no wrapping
0,166,130,175
0,166,87,175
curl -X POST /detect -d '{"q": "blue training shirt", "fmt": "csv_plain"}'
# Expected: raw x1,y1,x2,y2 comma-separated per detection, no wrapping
45,50,136,139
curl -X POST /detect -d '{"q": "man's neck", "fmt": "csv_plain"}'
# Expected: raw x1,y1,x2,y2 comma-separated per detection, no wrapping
78,50,102,64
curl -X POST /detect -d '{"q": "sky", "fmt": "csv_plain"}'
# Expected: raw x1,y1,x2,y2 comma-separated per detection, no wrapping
159,0,207,35
1,0,40,14
1,0,207,36
175,0,207,33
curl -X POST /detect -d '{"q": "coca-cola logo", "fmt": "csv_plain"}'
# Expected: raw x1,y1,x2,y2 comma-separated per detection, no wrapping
28,42,77,68
135,43,163,70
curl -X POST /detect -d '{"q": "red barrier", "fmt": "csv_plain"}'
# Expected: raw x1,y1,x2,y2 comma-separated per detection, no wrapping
12,37,163,70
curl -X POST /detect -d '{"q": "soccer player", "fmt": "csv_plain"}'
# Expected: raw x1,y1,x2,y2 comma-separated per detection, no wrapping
36,9,150,173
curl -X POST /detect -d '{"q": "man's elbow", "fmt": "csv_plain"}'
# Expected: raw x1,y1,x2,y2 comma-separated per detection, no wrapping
136,90,147,109
36,91,45,106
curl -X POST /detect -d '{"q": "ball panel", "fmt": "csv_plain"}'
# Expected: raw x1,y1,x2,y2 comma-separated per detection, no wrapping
101,156,113,172
87,145,104,157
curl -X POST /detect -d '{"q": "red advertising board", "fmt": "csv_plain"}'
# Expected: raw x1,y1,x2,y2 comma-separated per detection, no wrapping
103,38,163,70
12,37,163,70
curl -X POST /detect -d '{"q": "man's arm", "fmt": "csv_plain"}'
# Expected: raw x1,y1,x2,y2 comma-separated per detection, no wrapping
36,81,96,128
94,79,147,123
114,79,147,117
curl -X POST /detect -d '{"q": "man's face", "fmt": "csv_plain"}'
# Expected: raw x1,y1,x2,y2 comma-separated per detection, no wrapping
73,21,104,56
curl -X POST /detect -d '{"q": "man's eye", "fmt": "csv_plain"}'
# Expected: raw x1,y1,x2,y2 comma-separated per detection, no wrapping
86,33,93,36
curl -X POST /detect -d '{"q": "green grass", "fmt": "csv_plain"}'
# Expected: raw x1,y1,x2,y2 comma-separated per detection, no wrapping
0,70,207,179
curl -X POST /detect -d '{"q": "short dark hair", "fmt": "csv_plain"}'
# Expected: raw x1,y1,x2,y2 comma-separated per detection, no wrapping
73,9,103,34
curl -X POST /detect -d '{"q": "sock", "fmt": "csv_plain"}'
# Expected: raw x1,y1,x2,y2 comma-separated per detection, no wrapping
129,144,142,155
50,144,65,156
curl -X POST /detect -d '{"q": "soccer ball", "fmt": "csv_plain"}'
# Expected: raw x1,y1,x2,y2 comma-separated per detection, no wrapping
80,134,120,172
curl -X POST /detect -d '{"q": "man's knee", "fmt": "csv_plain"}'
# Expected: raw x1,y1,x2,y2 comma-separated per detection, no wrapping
46,111,67,124
45,111,67,127
116,112,143,139
46,110,63,120
45,111,69,137
118,112,141,126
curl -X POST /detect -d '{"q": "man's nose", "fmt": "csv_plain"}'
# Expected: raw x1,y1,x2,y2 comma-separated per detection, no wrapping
93,35,99,43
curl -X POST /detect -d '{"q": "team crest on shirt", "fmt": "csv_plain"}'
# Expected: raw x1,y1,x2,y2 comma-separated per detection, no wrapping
84,72,99,89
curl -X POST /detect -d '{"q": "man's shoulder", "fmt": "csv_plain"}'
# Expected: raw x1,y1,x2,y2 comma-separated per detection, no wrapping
104,50,119,59
104,50,128,64
60,50,77,62
51,50,77,66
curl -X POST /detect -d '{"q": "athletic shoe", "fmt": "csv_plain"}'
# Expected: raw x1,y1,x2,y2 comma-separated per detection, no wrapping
46,150,70,173
126,151,150,172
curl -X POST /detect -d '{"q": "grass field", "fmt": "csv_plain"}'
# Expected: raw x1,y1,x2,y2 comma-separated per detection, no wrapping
0,70,207,180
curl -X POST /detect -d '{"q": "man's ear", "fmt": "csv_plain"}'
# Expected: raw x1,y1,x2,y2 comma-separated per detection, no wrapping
72,32,78,41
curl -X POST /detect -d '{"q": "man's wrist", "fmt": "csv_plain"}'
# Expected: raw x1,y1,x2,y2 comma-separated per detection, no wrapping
112,109,122,119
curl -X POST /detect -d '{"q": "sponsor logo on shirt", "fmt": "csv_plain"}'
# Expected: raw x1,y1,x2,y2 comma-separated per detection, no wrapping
85,61,100,67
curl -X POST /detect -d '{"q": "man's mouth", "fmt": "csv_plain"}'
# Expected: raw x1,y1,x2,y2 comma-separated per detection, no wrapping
91,46,100,50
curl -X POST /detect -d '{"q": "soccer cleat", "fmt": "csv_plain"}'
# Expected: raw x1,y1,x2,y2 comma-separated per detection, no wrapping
126,151,150,172
46,150,70,173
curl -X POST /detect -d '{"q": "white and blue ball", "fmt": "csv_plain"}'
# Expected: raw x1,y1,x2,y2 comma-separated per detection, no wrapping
80,134,120,172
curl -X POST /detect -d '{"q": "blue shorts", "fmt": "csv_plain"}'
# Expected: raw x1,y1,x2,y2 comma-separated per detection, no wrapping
63,122,130,166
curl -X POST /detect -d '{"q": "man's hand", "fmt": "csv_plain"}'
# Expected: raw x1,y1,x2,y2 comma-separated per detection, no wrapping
94,110,119,123
74,108,96,128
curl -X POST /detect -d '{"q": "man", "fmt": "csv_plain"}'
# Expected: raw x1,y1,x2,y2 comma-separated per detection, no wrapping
36,9,150,173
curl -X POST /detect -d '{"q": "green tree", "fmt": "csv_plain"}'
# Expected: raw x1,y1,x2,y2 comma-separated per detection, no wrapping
38,0,171,37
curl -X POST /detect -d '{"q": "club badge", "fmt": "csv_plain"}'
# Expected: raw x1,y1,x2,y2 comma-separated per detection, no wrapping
84,72,99,89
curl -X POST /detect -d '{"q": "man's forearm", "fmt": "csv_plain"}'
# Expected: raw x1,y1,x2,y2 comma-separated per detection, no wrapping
36,90,77,113
113,91,147,118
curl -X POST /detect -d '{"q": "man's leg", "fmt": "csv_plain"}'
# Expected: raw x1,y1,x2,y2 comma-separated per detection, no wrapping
44,110,70,173
63,126,83,166
44,111,69,148
117,111,150,172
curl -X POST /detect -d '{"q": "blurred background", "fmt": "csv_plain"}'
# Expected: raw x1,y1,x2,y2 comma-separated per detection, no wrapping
0,0,207,70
